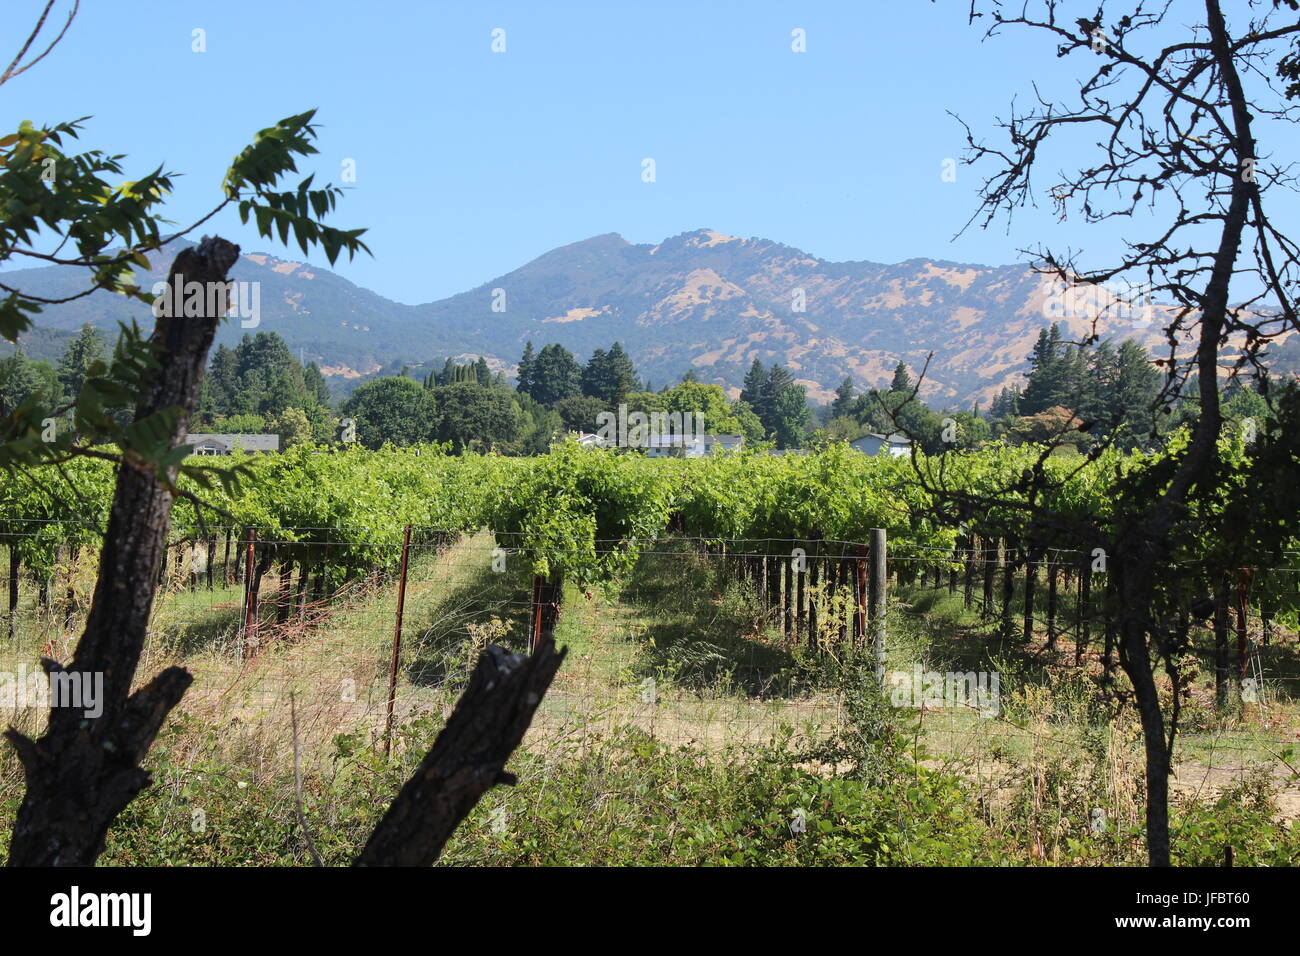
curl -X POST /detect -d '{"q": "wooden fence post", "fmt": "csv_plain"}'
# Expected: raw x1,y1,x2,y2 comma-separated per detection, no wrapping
222,528,232,587
384,524,412,757
853,545,867,645
7,545,18,641
1022,551,1037,644
795,545,805,645
1213,574,1230,707
1046,557,1058,652
807,542,819,650
1076,556,1091,666
784,549,794,640
241,527,257,656
963,537,975,610
1236,569,1250,683
981,537,995,621
1001,541,1016,640
869,529,887,680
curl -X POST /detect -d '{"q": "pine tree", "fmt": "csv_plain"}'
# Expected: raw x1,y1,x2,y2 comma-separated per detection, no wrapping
439,357,458,387
0,348,55,416
759,363,798,440
529,344,582,406
889,362,912,394
740,358,768,411
516,341,536,395
605,342,638,402
581,348,608,400
990,385,1021,419
831,376,855,419
1111,340,1160,447
56,324,107,401
1020,324,1064,415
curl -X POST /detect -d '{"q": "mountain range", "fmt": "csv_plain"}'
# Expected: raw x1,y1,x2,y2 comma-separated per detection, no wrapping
4,228,1278,407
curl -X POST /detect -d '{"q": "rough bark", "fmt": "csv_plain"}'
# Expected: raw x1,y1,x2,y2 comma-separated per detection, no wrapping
356,640,566,866
5,237,238,866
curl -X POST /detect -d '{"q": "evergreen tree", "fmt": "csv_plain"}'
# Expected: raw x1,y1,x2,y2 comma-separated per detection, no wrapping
1020,324,1064,415
889,361,912,394
768,379,811,448
0,349,57,416
990,385,1021,419
194,331,332,427
580,342,639,405
605,342,638,401
304,362,332,407
527,344,582,406
56,324,107,401
581,348,608,399
831,376,855,419
739,358,768,416
439,357,457,387
516,341,536,395
1110,340,1160,448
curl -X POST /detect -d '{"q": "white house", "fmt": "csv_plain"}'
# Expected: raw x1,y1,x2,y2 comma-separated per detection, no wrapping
184,433,280,455
850,432,911,457
645,433,744,458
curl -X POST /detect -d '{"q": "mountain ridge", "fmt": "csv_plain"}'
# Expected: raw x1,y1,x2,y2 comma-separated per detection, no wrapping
1,229,1219,406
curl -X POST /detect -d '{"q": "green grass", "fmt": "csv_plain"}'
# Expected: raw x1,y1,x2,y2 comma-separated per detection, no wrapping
1,541,1298,866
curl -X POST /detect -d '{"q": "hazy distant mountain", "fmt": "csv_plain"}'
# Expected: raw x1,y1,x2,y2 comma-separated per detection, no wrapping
2,229,1231,407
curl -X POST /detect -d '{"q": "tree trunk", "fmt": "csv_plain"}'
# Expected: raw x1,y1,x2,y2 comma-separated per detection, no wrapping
356,640,565,866
5,237,238,866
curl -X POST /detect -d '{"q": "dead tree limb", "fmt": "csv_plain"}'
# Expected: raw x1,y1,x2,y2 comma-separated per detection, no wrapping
356,640,566,867
5,237,237,866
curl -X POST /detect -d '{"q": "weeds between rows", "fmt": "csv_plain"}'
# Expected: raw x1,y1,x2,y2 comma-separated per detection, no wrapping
0,534,1296,865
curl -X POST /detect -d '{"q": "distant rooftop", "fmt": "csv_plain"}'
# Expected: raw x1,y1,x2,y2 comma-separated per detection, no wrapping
185,433,280,454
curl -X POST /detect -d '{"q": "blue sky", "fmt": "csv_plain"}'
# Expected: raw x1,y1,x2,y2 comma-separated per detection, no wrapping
5,0,1297,304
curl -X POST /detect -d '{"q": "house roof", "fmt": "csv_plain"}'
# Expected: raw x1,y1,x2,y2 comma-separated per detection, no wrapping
185,433,280,452
641,433,744,449
854,432,911,446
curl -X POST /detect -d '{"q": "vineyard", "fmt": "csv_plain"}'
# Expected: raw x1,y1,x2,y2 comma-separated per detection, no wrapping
2,439,1298,865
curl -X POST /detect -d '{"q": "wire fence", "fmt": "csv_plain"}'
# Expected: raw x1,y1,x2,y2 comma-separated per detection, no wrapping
2,523,1298,811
